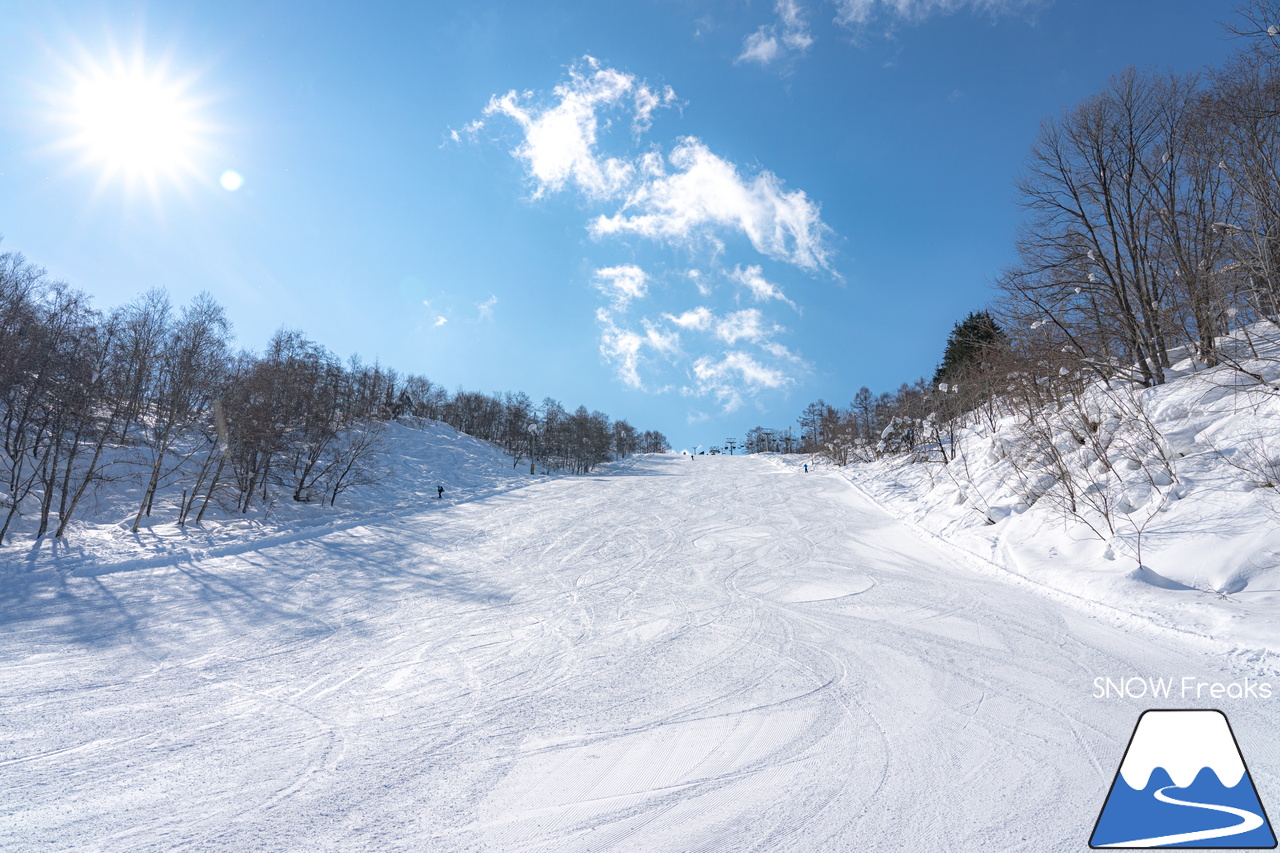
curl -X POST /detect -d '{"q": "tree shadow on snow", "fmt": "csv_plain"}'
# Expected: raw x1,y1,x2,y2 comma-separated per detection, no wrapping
0,525,513,650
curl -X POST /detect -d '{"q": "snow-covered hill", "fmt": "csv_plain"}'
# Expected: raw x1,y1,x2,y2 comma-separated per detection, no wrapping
5,454,1275,851
0,419,540,579
3,334,1280,850
784,323,1280,663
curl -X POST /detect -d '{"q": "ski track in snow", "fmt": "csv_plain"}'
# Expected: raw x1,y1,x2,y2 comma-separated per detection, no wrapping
1,456,1276,851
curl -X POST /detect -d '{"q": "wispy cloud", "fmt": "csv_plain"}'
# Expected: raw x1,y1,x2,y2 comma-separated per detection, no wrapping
474,56,675,200
831,0,1041,28
738,0,815,66
665,306,713,331
477,294,498,320
687,351,795,413
468,57,833,413
731,0,1041,71
433,315,448,327
598,295,806,409
778,0,816,49
687,268,712,296
714,308,772,345
731,264,796,308
468,58,832,274
591,138,833,273
739,29,782,65
593,264,648,311
644,322,680,355
597,309,647,388
596,307,680,389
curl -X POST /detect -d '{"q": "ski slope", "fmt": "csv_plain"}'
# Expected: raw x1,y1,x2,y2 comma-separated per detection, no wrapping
3,455,1277,851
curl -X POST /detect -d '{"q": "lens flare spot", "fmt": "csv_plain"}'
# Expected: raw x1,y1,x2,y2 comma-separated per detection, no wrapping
220,170,244,191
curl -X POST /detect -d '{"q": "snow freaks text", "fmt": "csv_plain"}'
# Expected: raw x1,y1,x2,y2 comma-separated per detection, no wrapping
1093,677,1273,700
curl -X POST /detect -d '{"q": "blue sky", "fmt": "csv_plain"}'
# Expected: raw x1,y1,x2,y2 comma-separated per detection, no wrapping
0,0,1246,449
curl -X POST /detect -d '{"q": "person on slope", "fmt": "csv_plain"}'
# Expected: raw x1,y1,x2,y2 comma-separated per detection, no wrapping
437,485,444,499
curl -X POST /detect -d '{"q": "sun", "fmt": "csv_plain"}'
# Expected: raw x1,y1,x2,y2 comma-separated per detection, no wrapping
50,47,211,194
72,71,196,176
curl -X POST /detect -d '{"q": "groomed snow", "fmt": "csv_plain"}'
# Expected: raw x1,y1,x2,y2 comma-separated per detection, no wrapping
3,454,1276,850
800,327,1280,667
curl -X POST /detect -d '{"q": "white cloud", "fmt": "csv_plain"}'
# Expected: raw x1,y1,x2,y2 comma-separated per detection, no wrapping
731,0,1036,69
730,264,796,308
433,316,448,327
784,29,816,52
596,309,646,388
633,83,677,132
688,351,794,412
471,58,833,412
715,308,771,345
665,306,714,331
477,57,675,200
593,264,648,310
832,0,1039,27
477,294,498,320
596,308,680,388
739,29,781,65
473,60,834,274
644,322,680,355
778,0,816,49
599,301,806,411
739,1,814,66
760,340,805,363
686,269,712,296
591,138,833,273
665,304,780,345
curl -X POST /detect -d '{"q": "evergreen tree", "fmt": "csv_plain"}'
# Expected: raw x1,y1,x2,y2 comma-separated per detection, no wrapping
931,310,1007,388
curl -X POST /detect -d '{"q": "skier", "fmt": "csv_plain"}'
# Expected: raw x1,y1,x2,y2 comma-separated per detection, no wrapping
804,463,808,473
437,485,444,499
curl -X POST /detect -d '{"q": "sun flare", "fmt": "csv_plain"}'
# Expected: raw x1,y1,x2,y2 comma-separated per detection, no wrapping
54,51,209,192
73,73,193,172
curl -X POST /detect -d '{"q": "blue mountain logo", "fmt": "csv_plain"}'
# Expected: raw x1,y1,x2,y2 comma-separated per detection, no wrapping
1091,709,1276,848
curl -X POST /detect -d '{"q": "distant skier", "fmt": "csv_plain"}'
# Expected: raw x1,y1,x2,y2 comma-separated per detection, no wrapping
804,463,808,473
437,485,444,499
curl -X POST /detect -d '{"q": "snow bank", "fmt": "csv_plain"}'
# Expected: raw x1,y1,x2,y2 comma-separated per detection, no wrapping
781,324,1280,663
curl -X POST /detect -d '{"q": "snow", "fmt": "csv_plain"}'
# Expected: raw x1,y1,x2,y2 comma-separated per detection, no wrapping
10,419,537,578
4,447,1279,850
798,325,1280,665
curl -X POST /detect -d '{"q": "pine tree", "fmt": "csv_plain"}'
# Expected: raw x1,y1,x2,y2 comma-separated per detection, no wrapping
931,311,1007,388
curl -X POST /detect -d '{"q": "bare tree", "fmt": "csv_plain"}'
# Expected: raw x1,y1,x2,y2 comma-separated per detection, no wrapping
130,293,231,530
1224,0,1280,71
1209,54,1280,319
1006,69,1228,387
0,263,100,544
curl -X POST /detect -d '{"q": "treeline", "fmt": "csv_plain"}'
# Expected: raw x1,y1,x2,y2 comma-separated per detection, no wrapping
769,4,1280,467
0,252,669,545
399,383,670,474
